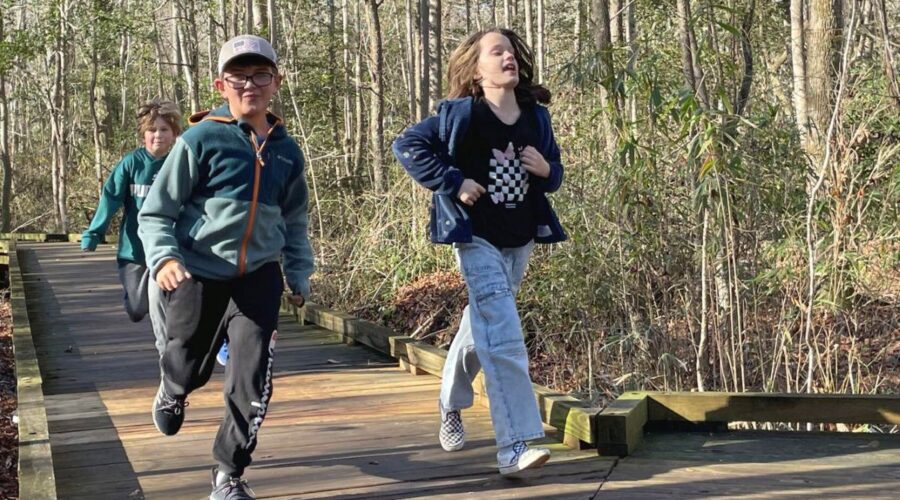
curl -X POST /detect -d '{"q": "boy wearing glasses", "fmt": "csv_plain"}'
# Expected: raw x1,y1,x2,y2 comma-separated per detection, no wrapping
138,35,313,500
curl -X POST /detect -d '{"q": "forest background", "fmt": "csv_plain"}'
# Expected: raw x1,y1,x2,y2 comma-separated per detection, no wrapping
0,0,897,403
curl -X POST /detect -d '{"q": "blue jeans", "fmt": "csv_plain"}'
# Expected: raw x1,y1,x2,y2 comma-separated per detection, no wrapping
440,236,544,448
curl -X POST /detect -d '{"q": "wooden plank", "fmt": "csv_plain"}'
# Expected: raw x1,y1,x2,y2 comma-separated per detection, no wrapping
595,392,648,457
647,392,900,425
10,243,58,499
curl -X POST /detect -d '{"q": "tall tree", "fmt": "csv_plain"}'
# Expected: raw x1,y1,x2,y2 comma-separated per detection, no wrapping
365,0,385,190
0,8,11,231
342,0,354,176
328,0,340,154
536,0,544,83
418,0,430,117
428,0,441,107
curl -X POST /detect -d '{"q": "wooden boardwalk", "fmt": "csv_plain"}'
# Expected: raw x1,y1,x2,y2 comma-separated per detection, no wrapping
14,242,900,498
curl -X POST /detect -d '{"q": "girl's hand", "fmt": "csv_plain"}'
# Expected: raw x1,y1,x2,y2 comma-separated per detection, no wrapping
520,146,550,178
458,178,486,206
156,258,192,291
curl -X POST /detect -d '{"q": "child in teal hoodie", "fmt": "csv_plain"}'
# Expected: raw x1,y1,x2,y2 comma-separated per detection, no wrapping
82,99,182,353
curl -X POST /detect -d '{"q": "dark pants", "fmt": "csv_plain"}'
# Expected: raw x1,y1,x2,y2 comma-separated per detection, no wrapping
118,262,150,322
160,262,283,477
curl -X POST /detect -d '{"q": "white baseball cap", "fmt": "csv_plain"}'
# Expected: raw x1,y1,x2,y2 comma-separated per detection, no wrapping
217,35,278,74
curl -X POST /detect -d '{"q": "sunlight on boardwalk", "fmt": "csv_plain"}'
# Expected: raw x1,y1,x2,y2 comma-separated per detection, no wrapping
20,243,608,499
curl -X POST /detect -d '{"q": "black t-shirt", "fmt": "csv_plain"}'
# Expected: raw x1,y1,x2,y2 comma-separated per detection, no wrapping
457,98,541,249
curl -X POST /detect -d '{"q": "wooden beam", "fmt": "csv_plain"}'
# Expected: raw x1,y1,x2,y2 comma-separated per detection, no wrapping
534,385,600,447
303,303,394,354
594,392,648,457
9,243,58,499
647,392,900,425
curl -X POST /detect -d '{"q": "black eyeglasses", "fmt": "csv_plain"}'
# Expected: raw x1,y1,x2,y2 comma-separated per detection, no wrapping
224,72,275,89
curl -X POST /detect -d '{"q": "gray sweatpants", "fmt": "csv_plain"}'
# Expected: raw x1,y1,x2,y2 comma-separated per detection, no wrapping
118,262,167,356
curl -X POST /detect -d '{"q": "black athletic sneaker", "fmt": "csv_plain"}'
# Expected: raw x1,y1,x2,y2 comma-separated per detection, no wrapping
210,467,256,500
152,380,187,436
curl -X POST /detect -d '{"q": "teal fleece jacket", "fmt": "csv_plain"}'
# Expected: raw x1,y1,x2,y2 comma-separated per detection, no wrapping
81,147,166,265
138,105,314,298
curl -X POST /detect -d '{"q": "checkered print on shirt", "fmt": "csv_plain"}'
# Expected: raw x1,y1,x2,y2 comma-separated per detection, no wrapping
488,158,530,204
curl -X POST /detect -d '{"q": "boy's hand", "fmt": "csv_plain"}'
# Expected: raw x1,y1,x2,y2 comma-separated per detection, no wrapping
458,178,486,206
156,259,192,291
286,294,305,308
520,146,550,178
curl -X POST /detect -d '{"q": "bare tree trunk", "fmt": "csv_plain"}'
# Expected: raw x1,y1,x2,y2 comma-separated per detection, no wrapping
343,0,354,176
592,0,617,156
697,207,710,391
172,2,185,107
610,0,621,44
536,0,544,83
119,10,130,128
419,0,431,117
804,0,841,171
267,0,277,44
575,0,583,57
152,17,166,99
366,0,385,190
405,0,417,122
504,0,511,27
245,0,255,32
875,0,900,110
49,0,70,232
220,0,229,40
525,0,533,48
625,0,636,123
89,28,104,198
677,0,709,109
175,0,201,113
790,0,809,144
0,15,11,232
328,0,340,153
254,0,267,33
353,0,366,176
428,0,442,106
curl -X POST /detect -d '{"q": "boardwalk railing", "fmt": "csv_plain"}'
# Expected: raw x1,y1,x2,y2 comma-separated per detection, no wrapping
9,240,57,499
280,300,601,449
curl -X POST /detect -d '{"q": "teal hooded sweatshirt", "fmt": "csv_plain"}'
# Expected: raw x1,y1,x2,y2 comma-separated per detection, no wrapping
81,147,167,266
138,105,314,298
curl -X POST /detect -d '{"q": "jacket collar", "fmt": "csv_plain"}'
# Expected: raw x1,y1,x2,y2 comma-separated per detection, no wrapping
188,104,287,140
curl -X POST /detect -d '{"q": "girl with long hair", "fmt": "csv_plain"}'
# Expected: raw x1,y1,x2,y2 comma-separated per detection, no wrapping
392,28,566,475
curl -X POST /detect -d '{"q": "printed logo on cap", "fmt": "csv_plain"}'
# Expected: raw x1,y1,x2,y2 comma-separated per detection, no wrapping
233,39,261,55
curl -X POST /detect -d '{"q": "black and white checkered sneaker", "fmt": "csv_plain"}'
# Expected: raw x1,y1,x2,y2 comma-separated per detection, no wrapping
498,441,551,475
439,409,466,452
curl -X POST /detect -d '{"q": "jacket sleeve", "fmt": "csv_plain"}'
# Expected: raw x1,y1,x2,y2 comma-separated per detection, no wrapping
391,116,464,196
138,138,200,277
81,157,129,250
536,107,564,194
280,150,315,298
